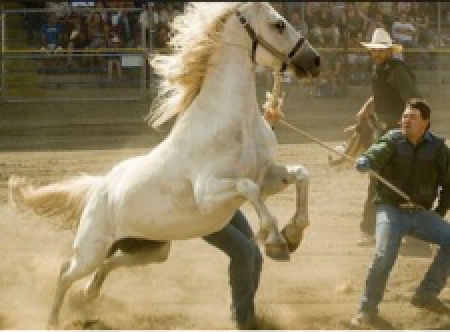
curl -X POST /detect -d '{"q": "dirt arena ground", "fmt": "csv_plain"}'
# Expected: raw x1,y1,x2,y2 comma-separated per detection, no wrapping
2,137,450,330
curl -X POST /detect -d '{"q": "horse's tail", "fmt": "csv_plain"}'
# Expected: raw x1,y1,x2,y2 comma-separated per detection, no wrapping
8,174,104,229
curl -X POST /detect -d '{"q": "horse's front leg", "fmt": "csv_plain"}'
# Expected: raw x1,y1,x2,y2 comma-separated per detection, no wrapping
194,176,290,261
261,164,310,253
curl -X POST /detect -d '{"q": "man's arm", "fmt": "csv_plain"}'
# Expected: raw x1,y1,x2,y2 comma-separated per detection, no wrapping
387,64,421,103
41,25,47,48
435,144,450,217
357,132,396,172
406,23,417,38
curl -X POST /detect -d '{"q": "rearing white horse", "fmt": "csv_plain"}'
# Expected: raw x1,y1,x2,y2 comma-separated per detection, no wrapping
9,2,320,328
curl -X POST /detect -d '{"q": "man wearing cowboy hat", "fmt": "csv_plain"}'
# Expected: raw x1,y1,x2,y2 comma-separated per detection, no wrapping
355,28,422,247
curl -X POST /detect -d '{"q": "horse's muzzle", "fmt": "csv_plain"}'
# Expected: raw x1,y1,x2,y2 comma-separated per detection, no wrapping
292,51,320,78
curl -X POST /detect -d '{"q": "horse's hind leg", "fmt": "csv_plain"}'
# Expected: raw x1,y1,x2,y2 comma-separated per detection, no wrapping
83,240,171,302
48,247,110,328
261,164,310,253
48,219,111,328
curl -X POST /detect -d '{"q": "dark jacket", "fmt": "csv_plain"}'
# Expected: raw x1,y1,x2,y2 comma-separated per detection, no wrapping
362,129,450,215
372,58,421,129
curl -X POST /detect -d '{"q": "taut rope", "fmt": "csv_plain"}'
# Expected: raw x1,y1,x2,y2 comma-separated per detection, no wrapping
263,72,422,210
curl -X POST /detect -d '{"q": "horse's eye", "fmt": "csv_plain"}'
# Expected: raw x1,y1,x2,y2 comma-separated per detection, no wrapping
273,20,285,33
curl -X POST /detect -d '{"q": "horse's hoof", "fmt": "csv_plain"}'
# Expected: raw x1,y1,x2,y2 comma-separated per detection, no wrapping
281,225,304,253
264,242,290,261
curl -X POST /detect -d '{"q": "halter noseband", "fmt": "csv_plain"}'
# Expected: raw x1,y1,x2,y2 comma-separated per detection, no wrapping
235,11,305,73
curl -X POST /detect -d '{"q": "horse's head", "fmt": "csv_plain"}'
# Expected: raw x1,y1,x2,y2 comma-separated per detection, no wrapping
237,2,320,79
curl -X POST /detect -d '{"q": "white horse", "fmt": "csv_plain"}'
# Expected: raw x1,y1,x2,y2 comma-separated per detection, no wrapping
8,2,320,328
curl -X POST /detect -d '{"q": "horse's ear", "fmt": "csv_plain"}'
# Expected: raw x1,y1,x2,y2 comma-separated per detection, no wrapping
253,2,267,10
239,2,256,11
242,2,266,10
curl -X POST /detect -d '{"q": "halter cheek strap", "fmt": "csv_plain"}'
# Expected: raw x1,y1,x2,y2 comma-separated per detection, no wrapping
236,11,259,62
280,37,305,72
236,11,305,73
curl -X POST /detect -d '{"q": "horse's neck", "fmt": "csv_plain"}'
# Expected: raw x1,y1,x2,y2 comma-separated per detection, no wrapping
165,26,277,177
169,44,259,145
198,45,276,171
200,46,258,119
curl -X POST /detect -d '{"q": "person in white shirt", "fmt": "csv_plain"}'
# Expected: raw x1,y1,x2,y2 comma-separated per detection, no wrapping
392,12,416,45
392,12,432,66
290,12,308,37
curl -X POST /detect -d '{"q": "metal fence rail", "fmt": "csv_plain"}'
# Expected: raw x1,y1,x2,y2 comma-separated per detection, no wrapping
1,6,150,101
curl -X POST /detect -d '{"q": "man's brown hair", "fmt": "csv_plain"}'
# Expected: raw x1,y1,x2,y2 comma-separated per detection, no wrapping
407,98,431,120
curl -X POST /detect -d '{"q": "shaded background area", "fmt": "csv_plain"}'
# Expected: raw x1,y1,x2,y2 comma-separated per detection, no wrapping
2,1,450,152
1,81,450,151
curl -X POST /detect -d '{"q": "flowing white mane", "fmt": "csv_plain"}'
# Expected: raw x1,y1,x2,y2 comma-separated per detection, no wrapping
146,2,242,128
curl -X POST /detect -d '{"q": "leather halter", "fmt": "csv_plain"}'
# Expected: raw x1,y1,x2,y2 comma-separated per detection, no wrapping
235,11,305,73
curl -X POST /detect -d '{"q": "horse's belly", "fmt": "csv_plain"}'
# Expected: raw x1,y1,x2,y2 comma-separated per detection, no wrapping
114,176,237,241
120,211,235,240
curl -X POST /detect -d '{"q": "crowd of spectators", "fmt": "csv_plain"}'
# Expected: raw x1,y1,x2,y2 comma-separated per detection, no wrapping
16,2,450,89
280,2,450,96
20,1,183,79
284,2,443,49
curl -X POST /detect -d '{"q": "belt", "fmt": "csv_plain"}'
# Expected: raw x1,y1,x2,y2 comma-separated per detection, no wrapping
398,202,424,210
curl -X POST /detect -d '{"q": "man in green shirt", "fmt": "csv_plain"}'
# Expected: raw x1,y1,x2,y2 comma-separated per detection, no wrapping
351,99,450,327
356,28,422,246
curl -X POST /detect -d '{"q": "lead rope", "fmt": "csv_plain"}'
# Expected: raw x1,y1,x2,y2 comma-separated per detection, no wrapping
263,72,423,210
262,71,285,121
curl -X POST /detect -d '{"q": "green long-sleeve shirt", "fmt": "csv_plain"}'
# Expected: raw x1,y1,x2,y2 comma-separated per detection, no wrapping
362,129,450,215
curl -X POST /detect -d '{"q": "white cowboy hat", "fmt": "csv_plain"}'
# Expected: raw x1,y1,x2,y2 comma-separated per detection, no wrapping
361,28,403,52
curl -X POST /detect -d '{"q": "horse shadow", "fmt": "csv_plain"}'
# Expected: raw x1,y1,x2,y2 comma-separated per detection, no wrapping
62,318,114,330
399,236,433,258
255,315,285,330
372,316,396,330
341,315,396,330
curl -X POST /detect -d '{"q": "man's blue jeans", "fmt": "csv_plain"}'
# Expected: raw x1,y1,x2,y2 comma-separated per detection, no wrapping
360,203,450,315
203,210,263,323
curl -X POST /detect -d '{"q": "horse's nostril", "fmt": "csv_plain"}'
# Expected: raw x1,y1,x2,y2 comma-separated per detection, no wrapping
314,56,321,67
